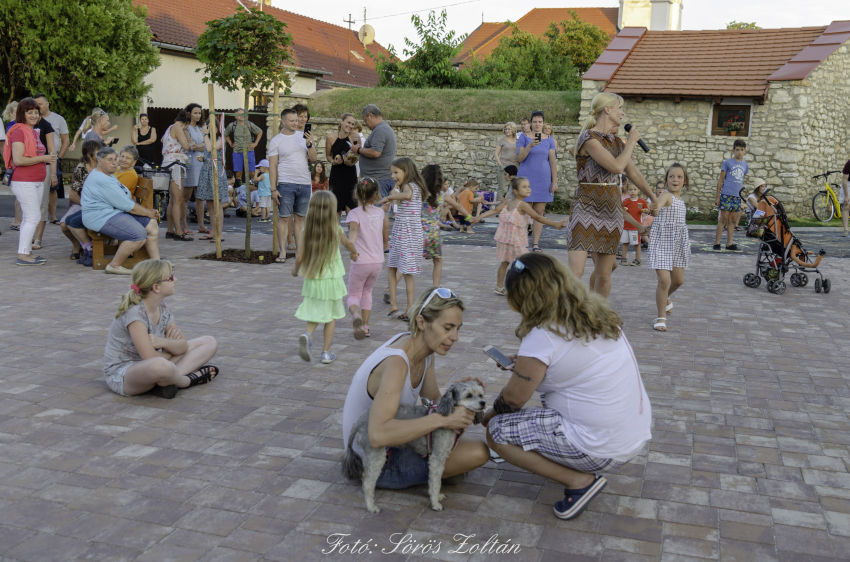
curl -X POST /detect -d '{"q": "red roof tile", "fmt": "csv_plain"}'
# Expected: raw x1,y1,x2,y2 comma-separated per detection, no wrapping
455,8,618,65
586,25,846,99
136,0,392,88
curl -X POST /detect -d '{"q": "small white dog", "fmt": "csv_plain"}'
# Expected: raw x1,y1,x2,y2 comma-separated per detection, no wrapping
341,380,486,513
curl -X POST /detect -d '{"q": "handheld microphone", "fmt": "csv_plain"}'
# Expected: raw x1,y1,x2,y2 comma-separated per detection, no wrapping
624,124,650,153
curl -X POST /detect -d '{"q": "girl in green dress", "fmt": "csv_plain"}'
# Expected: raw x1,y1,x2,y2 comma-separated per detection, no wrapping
293,191,359,364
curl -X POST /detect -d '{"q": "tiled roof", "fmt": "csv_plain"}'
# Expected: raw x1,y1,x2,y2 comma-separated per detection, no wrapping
586,25,848,99
455,8,618,65
136,0,391,88
768,21,850,81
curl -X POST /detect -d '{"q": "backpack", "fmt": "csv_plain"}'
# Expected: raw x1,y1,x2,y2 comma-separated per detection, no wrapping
228,122,257,145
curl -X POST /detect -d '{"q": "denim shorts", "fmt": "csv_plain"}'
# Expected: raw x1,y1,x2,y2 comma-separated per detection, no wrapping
377,179,396,200
276,183,311,217
65,210,85,229
105,363,132,396
375,447,430,489
232,150,256,173
99,213,150,242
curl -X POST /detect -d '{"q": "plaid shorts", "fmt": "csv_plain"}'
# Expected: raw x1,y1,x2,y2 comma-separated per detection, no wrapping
489,407,627,474
719,194,742,213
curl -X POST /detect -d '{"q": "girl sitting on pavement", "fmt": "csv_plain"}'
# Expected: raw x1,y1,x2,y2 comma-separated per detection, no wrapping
104,259,219,398
471,177,567,295
294,191,359,363
647,163,692,332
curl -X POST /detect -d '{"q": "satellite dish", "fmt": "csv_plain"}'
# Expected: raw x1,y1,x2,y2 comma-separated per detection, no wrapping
358,24,375,46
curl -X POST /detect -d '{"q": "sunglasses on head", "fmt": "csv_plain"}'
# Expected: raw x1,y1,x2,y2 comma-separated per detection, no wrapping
511,259,527,273
418,288,458,317
158,275,174,283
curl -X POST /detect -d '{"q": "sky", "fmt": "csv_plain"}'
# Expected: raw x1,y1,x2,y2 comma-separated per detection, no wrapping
270,0,850,58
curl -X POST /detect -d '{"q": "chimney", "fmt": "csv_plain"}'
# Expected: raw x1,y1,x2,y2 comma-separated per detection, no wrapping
650,0,683,31
619,0,652,30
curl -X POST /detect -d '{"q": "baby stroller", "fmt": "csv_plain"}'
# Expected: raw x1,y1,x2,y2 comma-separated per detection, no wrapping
742,189,829,294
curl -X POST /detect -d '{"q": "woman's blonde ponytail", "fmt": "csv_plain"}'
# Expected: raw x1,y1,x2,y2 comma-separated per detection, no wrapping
575,92,625,159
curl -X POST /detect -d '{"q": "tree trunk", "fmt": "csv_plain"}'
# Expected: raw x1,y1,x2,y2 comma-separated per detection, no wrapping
208,84,222,259
243,90,252,259
271,80,279,256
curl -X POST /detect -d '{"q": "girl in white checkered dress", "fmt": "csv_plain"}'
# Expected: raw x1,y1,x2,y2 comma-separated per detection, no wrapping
647,163,690,332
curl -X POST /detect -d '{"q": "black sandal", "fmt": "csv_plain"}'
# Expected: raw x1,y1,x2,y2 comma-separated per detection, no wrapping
148,384,178,399
174,233,194,241
186,365,218,387
70,252,81,260
397,314,409,321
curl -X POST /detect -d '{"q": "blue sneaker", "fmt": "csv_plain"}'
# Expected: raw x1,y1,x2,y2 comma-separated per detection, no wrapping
299,333,312,362
321,351,336,364
553,476,607,520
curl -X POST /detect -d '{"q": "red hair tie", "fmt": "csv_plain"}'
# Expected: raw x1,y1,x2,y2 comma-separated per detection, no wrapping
130,284,141,295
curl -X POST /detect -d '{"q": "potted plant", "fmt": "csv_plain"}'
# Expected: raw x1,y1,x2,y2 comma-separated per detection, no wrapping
724,116,745,136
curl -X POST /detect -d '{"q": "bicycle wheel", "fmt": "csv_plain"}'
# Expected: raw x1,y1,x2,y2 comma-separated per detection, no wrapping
812,191,834,222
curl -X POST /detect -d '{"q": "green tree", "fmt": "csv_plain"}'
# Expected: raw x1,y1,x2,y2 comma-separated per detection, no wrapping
727,21,761,29
370,10,477,88
0,0,160,127
465,23,581,91
195,5,293,258
545,10,610,75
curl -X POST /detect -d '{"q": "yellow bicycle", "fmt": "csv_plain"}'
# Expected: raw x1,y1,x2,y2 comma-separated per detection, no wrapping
811,170,845,222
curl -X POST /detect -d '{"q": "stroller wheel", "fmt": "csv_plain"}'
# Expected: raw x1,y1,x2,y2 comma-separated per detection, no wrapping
767,280,775,293
751,275,761,288
815,278,822,293
744,273,754,287
823,279,831,294
774,281,786,295
790,273,801,287
799,273,808,287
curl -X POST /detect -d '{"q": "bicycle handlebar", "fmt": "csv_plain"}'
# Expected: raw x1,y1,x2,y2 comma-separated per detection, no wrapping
812,170,843,179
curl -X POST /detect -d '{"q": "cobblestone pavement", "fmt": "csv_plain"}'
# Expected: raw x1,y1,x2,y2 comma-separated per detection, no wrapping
2,217,850,562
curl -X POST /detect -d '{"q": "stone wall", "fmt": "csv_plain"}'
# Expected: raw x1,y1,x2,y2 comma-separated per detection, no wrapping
800,43,850,197
579,44,850,217
265,105,581,195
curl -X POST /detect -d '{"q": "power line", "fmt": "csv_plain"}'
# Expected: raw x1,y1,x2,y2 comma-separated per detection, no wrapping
368,0,480,21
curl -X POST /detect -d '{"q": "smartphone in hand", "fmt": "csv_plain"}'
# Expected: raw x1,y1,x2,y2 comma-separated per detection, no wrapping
483,345,515,370
304,123,312,134
535,133,541,142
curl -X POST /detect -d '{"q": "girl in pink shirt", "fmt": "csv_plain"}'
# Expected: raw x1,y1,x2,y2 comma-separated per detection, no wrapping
345,179,385,339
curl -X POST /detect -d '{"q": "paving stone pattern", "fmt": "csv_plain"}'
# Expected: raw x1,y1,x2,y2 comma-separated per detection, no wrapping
2,220,850,561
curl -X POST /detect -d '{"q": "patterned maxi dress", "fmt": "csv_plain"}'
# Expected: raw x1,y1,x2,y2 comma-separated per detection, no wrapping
646,195,691,271
196,148,227,202
388,183,423,275
566,130,626,254
422,192,444,259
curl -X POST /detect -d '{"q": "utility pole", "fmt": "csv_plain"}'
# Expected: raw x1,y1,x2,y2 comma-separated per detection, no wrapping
344,13,355,74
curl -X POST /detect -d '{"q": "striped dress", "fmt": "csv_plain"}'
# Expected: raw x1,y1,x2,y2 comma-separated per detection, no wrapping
566,130,626,254
388,183,423,275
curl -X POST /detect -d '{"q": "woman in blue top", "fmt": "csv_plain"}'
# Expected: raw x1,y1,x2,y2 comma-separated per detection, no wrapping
81,147,160,274
517,110,557,252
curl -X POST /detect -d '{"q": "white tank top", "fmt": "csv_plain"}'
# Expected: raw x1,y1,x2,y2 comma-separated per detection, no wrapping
342,333,431,457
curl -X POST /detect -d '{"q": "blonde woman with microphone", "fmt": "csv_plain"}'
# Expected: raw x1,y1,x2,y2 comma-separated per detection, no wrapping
566,92,658,298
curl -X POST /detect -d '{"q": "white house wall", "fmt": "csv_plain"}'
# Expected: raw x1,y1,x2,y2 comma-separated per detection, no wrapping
145,52,247,110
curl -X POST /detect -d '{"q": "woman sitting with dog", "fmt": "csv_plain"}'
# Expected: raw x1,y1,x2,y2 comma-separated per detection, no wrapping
484,253,652,521
342,287,490,489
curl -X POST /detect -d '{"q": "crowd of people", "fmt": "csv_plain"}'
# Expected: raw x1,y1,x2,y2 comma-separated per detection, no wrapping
6,90,825,522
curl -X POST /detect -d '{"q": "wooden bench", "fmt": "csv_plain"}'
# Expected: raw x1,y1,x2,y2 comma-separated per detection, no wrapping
87,177,155,270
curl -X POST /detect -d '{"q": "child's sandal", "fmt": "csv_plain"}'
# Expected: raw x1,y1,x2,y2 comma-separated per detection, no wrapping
631,259,640,266
362,325,370,337
186,365,219,387
653,318,667,332
620,258,627,266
